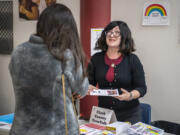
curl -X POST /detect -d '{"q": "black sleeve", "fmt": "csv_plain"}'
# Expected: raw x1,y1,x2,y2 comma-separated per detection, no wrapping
131,54,147,97
87,58,97,86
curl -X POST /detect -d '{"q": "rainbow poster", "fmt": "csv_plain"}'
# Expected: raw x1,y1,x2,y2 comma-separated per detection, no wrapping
142,2,169,26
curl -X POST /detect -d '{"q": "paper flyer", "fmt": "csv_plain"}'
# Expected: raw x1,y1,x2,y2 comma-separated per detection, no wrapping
128,122,164,135
0,122,11,130
90,89,119,96
142,2,169,26
80,123,104,135
91,28,103,56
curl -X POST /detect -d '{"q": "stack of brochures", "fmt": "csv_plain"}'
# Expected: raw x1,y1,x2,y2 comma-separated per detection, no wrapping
80,122,130,135
127,122,164,135
0,113,13,135
80,123,105,135
106,121,130,134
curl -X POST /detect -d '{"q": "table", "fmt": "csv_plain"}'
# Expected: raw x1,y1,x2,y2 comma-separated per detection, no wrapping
78,120,174,135
0,116,175,135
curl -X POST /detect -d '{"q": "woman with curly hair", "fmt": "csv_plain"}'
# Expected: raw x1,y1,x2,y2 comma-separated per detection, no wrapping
87,21,147,124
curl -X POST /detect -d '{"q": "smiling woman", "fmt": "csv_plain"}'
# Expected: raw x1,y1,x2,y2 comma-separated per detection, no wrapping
87,21,147,124
105,26,121,49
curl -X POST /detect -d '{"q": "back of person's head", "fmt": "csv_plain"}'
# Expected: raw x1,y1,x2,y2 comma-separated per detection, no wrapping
96,20,135,54
36,3,86,75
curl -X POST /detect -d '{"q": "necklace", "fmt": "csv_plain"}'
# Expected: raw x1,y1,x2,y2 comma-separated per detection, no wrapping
111,63,115,68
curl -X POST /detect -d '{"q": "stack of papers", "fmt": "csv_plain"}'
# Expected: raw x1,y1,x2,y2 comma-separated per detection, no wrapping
80,123,105,135
0,113,14,124
80,124,116,135
106,121,130,134
0,113,13,132
128,122,164,135
0,122,11,130
80,122,130,135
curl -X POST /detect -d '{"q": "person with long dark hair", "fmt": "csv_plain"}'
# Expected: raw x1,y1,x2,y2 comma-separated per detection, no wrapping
87,21,147,124
9,4,88,135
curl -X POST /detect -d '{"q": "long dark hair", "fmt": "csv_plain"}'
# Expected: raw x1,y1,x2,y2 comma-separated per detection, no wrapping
95,21,136,55
36,4,86,76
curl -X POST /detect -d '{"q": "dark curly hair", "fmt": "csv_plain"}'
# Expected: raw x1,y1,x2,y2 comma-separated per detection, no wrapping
95,21,136,55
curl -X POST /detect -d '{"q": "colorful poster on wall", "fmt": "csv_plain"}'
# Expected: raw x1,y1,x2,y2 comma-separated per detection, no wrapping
142,2,169,26
19,0,56,21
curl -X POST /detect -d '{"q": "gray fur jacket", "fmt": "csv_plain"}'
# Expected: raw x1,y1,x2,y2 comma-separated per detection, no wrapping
9,35,89,135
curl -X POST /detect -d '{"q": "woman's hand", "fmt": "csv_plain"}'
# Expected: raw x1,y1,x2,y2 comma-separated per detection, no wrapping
73,84,97,98
72,92,83,99
87,84,98,95
114,88,132,101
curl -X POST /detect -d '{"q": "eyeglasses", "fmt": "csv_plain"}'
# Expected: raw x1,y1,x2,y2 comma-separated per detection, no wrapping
105,31,121,37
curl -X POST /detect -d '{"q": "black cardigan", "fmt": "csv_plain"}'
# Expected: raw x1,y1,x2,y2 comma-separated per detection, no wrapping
87,51,147,111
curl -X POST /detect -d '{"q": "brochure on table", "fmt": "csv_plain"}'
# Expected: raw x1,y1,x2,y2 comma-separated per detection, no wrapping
80,122,130,135
0,113,13,131
80,106,130,135
0,122,11,131
80,106,164,135
128,122,164,135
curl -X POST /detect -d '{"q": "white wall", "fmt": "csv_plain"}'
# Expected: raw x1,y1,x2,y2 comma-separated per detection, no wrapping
1,0,180,124
112,0,180,123
0,0,80,115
